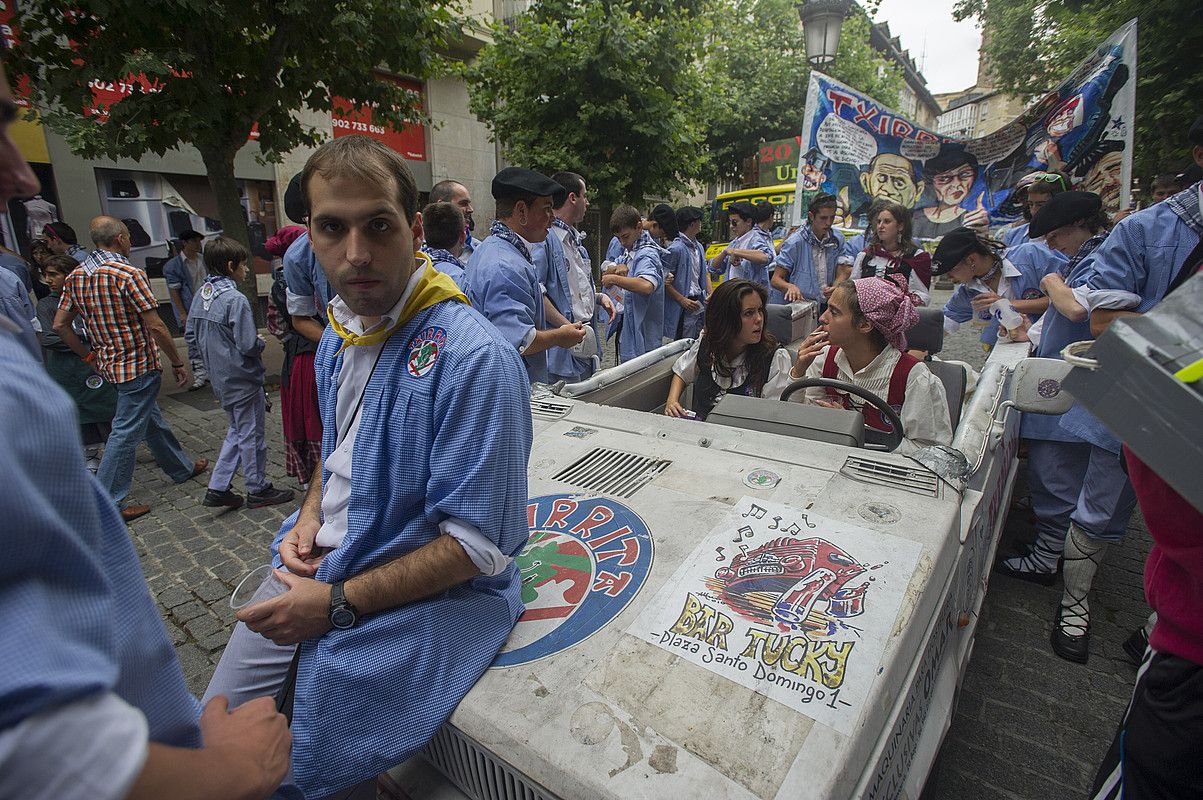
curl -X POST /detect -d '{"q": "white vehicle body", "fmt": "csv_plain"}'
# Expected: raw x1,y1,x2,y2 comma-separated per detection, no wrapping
389,305,1028,800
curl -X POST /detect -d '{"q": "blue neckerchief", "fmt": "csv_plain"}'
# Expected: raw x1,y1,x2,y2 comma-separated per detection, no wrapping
633,229,667,255
800,223,838,252
199,275,237,310
423,246,462,269
1165,181,1203,236
551,217,581,250
490,220,532,263
1063,233,1108,278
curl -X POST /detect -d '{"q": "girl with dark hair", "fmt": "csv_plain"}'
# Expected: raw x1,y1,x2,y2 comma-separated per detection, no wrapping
933,226,1067,349
849,201,932,305
665,279,814,420
799,276,953,453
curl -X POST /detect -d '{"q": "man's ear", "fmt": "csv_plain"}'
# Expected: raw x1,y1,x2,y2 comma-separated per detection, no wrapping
859,171,871,195
913,180,925,203
411,212,424,253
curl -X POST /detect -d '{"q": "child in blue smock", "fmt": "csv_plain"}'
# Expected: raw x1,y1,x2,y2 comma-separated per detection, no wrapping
186,237,294,510
932,227,1066,350
602,205,666,362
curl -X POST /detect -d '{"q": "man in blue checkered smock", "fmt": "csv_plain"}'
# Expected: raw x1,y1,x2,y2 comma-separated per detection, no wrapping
0,322,291,798
202,135,533,799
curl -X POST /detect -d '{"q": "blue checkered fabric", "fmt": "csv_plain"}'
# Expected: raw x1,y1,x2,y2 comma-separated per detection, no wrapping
0,331,201,746
1073,194,1202,312
269,298,531,797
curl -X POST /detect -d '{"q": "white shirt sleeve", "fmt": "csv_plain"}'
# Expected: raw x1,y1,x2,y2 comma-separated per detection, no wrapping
0,691,149,800
898,363,954,455
760,348,798,400
286,287,319,316
672,338,702,384
943,316,962,334
908,271,930,306
517,326,538,354
1069,286,1142,312
440,516,512,576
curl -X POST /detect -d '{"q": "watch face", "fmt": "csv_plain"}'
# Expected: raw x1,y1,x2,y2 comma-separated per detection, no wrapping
331,606,356,629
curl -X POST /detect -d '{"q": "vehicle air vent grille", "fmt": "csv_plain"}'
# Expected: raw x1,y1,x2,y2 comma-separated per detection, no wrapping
530,398,573,420
552,447,671,498
422,725,557,800
840,455,941,497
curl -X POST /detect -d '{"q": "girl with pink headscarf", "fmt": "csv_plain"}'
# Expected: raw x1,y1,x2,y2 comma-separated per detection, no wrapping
791,275,953,453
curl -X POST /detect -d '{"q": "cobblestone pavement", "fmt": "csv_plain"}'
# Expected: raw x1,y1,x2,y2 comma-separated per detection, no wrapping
131,290,1151,798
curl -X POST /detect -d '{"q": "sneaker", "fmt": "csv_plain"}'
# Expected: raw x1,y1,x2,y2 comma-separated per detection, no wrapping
189,374,208,391
246,484,295,509
203,487,244,509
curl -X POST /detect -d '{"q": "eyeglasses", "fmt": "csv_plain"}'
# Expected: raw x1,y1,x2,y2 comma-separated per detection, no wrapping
1028,172,1068,192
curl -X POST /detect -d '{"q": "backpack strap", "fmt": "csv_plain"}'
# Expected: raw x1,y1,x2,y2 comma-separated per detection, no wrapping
821,346,844,406
885,352,921,413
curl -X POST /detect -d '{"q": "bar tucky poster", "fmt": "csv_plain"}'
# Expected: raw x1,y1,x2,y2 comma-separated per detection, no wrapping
631,496,923,735
793,20,1137,238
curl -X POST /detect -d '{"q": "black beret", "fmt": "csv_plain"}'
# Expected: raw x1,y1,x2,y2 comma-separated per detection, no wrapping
1189,114,1203,148
649,203,678,237
931,227,980,276
176,229,203,242
727,200,756,219
1028,191,1103,238
676,206,704,228
284,172,307,225
491,167,567,206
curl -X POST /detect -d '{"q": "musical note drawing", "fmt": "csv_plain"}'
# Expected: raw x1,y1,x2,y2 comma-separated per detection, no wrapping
739,544,749,556
783,522,802,536
733,525,754,543
799,513,816,529
742,503,767,519
715,546,726,562
769,516,782,530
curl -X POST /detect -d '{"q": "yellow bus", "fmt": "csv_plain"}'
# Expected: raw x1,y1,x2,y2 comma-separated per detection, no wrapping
703,182,795,261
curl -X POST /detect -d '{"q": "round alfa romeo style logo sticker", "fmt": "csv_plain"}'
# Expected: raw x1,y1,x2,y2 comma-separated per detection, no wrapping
492,494,655,667
406,327,446,378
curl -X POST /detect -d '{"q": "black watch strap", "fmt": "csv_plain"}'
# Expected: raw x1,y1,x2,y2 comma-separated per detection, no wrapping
329,581,360,629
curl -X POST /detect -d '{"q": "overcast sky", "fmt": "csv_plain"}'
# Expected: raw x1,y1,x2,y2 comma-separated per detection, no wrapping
873,0,982,95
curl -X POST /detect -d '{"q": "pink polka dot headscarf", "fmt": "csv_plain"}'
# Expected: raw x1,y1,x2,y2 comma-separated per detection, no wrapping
850,275,918,352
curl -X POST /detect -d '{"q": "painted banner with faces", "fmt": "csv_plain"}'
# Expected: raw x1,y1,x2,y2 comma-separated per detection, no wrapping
793,20,1137,237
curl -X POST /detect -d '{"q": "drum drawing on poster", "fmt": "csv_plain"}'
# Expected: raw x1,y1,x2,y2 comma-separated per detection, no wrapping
631,496,923,735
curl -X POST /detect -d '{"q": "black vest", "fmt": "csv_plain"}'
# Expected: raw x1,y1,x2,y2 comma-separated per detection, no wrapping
691,347,774,420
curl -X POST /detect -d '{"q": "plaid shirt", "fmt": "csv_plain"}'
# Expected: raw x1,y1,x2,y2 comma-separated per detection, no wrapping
58,250,161,384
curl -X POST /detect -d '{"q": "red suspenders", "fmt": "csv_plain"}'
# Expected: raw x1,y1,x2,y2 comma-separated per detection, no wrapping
821,347,919,433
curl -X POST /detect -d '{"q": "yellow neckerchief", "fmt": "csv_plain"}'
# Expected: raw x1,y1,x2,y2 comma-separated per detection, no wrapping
328,252,468,354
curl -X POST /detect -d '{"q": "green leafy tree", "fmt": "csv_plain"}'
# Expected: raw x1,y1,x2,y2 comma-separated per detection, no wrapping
953,0,1203,188
10,0,461,307
701,4,903,182
467,0,711,212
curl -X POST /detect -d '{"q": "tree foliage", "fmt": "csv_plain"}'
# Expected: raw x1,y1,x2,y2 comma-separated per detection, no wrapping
10,0,461,307
953,0,1203,186
467,0,712,210
701,3,903,181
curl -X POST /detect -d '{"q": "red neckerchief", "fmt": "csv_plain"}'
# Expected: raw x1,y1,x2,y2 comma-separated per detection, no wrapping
869,246,932,287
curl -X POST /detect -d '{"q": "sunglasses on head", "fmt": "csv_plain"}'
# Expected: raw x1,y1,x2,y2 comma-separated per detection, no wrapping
1029,172,1068,192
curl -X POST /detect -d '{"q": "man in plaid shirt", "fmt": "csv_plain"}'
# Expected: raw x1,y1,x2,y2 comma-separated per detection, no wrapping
53,216,207,522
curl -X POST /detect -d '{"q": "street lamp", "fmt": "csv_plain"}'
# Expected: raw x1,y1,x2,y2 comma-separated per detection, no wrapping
798,0,850,68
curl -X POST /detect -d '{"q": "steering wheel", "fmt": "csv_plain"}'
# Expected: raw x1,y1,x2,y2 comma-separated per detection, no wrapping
780,378,905,452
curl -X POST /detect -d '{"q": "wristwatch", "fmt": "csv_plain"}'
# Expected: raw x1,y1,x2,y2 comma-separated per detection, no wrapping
329,581,360,629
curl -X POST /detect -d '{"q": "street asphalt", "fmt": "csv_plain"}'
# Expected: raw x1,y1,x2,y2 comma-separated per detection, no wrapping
127,288,1150,799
